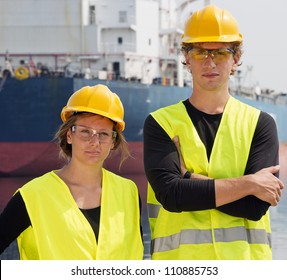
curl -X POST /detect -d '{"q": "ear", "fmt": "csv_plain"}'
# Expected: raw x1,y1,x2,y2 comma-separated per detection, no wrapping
231,63,237,74
184,52,191,65
67,129,72,144
231,57,239,73
110,141,115,150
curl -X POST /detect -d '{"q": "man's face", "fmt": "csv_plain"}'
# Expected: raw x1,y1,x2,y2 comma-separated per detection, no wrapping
184,42,238,92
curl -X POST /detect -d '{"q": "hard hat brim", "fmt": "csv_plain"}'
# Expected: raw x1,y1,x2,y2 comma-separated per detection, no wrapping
61,105,125,131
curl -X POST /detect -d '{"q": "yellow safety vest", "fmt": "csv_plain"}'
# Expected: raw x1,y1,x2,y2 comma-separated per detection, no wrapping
147,96,272,260
17,169,143,260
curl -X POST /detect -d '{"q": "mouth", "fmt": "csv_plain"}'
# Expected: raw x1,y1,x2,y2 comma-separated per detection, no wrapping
85,150,100,155
202,72,219,78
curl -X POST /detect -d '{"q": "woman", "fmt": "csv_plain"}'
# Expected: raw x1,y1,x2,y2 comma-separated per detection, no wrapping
0,84,144,260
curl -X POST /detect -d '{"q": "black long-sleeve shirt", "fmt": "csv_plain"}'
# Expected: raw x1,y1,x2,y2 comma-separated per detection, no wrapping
144,99,279,220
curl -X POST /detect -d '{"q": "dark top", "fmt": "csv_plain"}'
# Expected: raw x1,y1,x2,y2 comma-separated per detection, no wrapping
144,98,279,219
0,188,142,255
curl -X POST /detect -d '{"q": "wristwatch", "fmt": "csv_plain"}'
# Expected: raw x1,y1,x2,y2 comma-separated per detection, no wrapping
183,171,191,179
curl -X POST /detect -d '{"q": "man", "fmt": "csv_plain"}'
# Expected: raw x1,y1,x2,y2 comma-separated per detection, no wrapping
144,5,284,260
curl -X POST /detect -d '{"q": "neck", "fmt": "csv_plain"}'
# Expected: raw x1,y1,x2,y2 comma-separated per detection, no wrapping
189,88,230,114
57,161,103,190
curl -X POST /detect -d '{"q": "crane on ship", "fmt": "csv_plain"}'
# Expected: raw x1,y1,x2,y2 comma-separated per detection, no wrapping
0,52,14,93
164,0,210,87
176,0,211,12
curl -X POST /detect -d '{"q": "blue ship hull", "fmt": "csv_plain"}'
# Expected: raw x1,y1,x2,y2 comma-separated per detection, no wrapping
0,77,192,142
1,76,286,178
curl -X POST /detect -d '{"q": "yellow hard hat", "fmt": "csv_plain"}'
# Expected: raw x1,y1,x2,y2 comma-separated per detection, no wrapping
61,84,125,131
181,5,243,43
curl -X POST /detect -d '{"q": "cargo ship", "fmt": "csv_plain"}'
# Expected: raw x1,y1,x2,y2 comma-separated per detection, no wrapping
1,75,287,174
1,0,287,184
0,0,286,185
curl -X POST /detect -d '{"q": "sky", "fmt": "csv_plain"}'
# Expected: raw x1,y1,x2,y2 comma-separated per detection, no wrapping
184,0,287,93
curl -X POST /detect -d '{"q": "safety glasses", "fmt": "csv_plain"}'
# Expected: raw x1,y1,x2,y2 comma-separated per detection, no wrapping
187,47,235,63
71,125,117,143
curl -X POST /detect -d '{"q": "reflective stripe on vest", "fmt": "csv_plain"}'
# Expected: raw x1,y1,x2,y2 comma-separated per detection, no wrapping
147,203,161,218
147,96,272,259
151,227,271,254
148,203,271,252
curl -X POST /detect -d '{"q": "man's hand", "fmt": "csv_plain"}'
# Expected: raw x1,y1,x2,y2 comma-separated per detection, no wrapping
173,135,285,207
248,166,284,206
173,136,209,179
173,136,188,176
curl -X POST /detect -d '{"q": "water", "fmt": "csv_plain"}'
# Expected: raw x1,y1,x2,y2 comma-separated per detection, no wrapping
269,193,287,259
1,176,286,260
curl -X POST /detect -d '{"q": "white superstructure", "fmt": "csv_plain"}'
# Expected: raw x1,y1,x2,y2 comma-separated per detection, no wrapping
0,0,203,85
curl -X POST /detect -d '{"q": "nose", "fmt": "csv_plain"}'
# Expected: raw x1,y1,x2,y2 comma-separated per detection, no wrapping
203,55,216,68
89,133,101,144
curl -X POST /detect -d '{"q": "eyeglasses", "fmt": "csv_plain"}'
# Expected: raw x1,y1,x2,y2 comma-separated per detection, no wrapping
71,125,117,143
187,47,235,63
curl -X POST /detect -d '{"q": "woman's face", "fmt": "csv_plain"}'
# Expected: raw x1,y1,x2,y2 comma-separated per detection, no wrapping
67,114,115,167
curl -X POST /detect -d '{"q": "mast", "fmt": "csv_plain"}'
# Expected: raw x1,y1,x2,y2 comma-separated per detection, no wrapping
159,0,209,87
174,0,208,87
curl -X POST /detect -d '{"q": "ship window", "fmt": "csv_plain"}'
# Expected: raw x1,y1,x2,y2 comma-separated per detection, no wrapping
89,5,96,24
118,37,123,45
119,11,127,23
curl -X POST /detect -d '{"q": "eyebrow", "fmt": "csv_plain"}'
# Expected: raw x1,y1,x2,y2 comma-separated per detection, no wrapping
75,124,112,131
